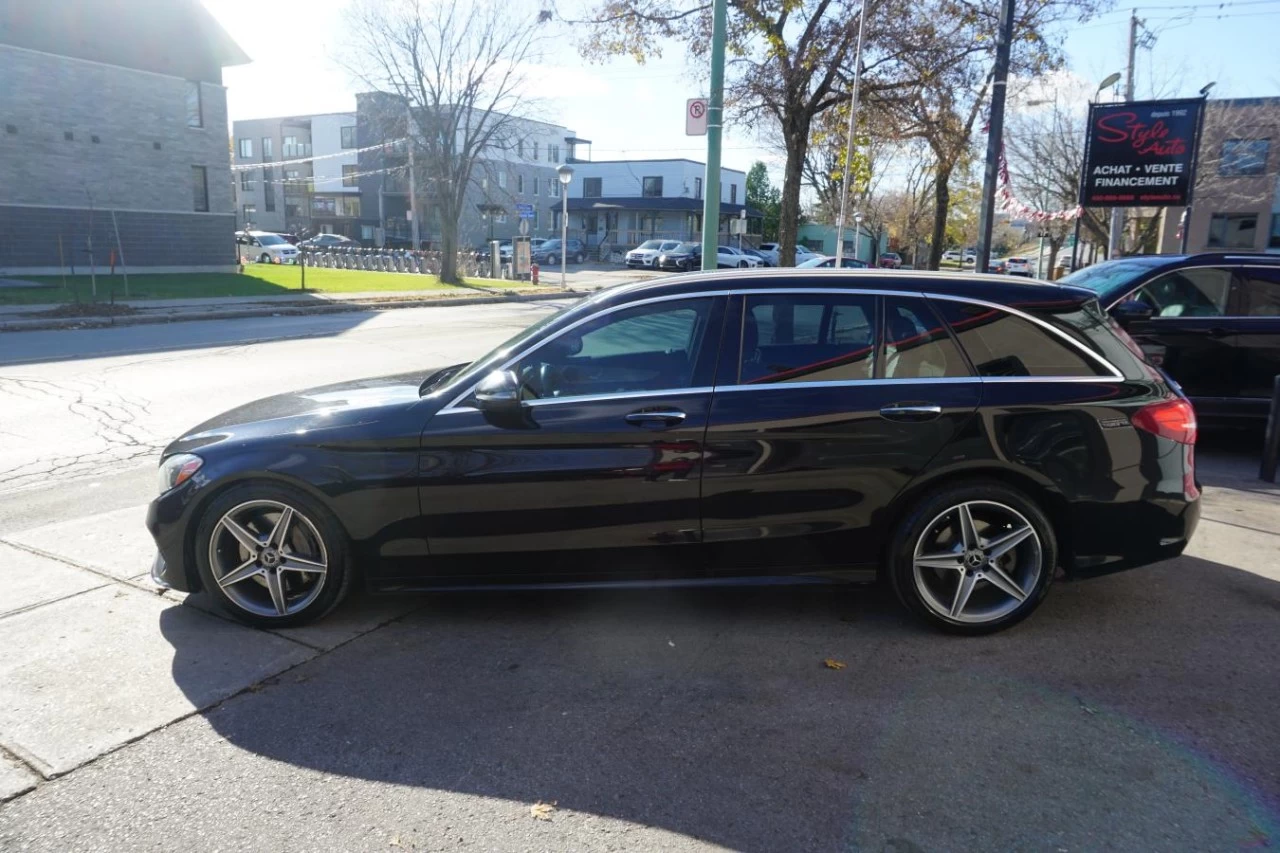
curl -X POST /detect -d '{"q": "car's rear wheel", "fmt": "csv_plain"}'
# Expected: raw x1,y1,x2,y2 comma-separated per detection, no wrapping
193,482,351,628
888,482,1056,634
546,253,559,265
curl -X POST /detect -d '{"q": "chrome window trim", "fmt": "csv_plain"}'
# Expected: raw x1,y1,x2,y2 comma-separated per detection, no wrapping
439,290,731,412
924,292,1125,380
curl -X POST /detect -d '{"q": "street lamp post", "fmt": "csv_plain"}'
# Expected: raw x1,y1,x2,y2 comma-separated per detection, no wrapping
557,164,573,289
852,212,864,264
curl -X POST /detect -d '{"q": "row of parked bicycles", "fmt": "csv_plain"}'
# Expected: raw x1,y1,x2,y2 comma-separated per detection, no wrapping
296,246,499,277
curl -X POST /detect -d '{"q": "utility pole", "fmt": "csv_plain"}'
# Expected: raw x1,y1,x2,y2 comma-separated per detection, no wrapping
975,0,1015,274
406,101,421,251
834,0,870,268
1109,10,1139,259
700,0,727,271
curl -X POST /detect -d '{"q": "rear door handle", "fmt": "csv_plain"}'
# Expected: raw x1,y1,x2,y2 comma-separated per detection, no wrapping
879,403,942,422
625,408,687,428
1208,327,1230,339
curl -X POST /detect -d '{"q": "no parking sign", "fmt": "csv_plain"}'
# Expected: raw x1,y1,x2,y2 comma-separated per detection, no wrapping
686,98,708,136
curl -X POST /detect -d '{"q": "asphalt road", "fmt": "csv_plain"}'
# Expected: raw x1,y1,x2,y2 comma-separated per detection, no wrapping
0,304,1277,851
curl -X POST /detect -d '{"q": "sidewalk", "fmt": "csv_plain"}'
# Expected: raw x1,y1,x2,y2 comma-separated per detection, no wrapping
0,267,658,332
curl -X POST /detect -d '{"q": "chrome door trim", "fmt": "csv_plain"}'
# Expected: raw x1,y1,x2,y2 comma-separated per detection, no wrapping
924,292,1125,380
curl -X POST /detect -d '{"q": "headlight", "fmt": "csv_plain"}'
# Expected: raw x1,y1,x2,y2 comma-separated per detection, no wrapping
158,453,203,494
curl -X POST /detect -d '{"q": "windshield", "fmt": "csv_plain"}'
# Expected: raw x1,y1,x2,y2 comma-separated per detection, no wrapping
255,234,287,246
1059,258,1168,300
637,240,662,250
675,242,698,252
540,240,561,249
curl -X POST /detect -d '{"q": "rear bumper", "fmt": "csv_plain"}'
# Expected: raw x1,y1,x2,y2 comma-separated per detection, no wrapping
1065,492,1201,579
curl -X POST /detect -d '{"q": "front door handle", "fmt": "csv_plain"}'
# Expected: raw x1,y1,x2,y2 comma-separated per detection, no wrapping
880,403,942,422
625,408,687,428
1208,327,1230,339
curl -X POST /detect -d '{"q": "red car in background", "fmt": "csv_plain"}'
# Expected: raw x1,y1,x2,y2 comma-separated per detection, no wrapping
879,252,902,269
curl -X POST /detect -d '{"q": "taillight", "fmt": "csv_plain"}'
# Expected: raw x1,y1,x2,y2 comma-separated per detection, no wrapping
1132,398,1198,445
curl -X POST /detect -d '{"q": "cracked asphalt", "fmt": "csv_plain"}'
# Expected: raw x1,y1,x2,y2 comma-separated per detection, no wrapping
0,303,1278,852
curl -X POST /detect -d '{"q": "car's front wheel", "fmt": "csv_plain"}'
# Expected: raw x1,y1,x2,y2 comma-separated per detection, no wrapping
888,481,1056,634
258,253,271,264
193,482,352,628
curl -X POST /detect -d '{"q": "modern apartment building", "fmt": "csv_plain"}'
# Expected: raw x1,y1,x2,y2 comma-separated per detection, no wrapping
1158,97,1280,254
557,159,752,253
355,92,583,248
0,0,247,274
231,112,361,237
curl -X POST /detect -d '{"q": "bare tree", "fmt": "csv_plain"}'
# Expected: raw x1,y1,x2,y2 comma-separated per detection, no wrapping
344,0,541,284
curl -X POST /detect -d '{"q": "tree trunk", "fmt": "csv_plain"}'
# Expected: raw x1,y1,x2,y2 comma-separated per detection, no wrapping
1047,238,1063,280
439,203,460,284
777,119,810,267
927,164,952,271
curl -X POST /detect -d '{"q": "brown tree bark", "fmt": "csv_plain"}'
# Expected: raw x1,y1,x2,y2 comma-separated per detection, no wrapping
927,163,952,271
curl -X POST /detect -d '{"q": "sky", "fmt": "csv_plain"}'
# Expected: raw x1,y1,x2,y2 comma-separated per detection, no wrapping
202,0,1280,188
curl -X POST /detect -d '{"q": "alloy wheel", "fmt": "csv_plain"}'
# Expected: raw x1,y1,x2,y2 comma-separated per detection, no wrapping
208,499,329,618
911,500,1042,625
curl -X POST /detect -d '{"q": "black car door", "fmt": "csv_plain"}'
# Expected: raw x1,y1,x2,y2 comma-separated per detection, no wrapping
700,291,981,576
413,294,727,583
1232,265,1280,417
1116,266,1238,413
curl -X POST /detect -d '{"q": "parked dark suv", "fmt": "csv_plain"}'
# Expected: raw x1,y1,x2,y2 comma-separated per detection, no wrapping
149,270,1199,635
1061,253,1280,423
532,238,586,266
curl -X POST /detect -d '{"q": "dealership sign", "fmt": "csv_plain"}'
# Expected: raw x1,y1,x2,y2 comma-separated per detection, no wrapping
1079,97,1205,207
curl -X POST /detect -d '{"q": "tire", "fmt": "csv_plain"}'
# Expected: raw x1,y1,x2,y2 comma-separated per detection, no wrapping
193,481,352,628
574,253,584,264
547,253,559,265
258,253,271,264
887,481,1056,635
738,260,748,268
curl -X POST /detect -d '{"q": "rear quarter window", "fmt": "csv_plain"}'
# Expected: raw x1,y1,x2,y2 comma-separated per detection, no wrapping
929,299,1111,378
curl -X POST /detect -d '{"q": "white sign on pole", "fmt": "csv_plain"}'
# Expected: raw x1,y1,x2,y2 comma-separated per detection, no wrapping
686,98,708,136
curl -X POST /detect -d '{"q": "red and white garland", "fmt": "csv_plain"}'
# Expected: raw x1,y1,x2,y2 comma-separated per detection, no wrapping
982,118,1083,223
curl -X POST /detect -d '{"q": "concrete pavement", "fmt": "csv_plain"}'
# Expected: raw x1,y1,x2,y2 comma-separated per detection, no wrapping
0,307,1277,850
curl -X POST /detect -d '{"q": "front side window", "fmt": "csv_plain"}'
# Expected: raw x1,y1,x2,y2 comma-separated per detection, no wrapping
185,81,202,127
510,298,715,400
883,298,971,379
192,166,209,212
583,177,602,198
1132,268,1232,317
931,300,1101,377
1208,213,1259,249
643,176,663,198
1220,139,1270,176
340,126,357,149
741,294,876,384
1238,268,1280,316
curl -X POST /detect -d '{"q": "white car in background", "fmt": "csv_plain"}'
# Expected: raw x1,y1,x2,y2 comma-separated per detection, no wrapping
942,250,962,262
626,239,681,268
755,243,820,266
716,245,762,268
1005,256,1033,277
236,231,299,265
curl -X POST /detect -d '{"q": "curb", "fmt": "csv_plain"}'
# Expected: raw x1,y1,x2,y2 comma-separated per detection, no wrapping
0,289,585,333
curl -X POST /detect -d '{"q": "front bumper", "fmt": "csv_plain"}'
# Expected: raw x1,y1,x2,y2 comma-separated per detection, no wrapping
145,480,200,592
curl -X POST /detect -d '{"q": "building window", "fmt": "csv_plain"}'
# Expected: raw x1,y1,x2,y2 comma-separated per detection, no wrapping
237,138,253,158
550,179,559,198
312,197,337,215
517,174,524,193
243,204,256,220
286,202,303,218
642,176,663,198
285,169,300,182
517,140,524,158
695,177,702,199
533,177,540,196
549,143,560,163
185,81,203,128
263,167,276,211
262,137,273,159
341,125,357,149
362,224,375,240
192,166,209,212
533,208,539,230
730,183,738,204
533,141,540,160
1220,139,1270,176
343,165,358,187
239,172,252,192
1207,213,1259,249
583,177,602,198
339,196,361,217
498,171,507,189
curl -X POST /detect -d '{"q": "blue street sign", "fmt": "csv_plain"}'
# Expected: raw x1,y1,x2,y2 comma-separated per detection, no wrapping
515,203,535,219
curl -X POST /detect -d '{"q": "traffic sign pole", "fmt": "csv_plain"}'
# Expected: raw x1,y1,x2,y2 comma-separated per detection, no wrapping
700,0,727,272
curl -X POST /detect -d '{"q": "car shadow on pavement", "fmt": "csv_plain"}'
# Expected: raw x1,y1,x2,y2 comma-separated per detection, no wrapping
160,557,1280,851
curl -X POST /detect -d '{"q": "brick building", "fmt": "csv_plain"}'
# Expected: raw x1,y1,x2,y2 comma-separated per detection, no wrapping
0,0,248,275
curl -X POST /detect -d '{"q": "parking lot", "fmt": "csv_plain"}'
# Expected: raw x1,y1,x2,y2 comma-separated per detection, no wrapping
1,303,1278,850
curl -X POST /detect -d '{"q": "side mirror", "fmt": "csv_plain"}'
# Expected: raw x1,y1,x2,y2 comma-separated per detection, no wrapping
1113,299,1154,324
474,369,523,415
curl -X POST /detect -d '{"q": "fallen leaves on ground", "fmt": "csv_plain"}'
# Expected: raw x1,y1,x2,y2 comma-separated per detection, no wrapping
823,658,847,670
530,801,557,820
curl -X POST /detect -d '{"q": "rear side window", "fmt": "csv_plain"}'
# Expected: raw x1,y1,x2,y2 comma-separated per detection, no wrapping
1238,267,1280,316
742,294,876,383
930,299,1104,378
883,297,971,379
